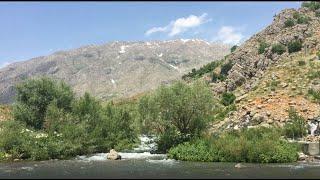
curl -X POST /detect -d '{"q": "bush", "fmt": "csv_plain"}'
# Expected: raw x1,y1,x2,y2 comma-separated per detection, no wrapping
231,45,238,53
182,60,222,80
308,88,320,103
283,108,307,139
220,61,233,76
258,41,269,54
317,51,320,60
2,77,139,161
298,60,306,66
284,19,295,27
302,2,320,11
221,92,236,106
168,127,299,163
211,72,226,83
138,80,215,152
288,40,302,53
271,44,286,55
13,77,74,129
297,15,310,24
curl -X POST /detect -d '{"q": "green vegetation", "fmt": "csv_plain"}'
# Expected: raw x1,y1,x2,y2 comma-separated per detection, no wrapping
182,60,222,80
271,44,286,55
220,61,234,76
283,108,307,139
168,127,299,163
0,77,138,161
288,40,302,53
220,92,236,106
298,60,306,66
308,88,320,103
258,41,270,54
231,45,238,53
284,19,295,27
317,51,320,60
138,80,215,153
302,1,320,11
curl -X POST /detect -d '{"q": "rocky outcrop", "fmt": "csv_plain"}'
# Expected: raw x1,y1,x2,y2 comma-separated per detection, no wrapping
217,7,320,93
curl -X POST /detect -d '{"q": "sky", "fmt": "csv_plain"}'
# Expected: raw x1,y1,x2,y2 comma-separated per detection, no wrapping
0,1,302,68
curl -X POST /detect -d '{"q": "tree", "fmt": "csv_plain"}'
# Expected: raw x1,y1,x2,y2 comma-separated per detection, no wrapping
138,80,215,152
231,45,238,53
13,77,74,130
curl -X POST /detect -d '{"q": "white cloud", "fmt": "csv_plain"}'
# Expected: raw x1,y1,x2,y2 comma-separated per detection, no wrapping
145,13,211,37
213,26,244,45
0,62,10,69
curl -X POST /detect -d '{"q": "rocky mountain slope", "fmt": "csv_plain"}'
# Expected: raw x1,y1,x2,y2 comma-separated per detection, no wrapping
0,39,230,104
185,4,320,133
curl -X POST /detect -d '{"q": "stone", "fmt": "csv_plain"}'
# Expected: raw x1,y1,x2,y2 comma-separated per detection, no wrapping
235,163,246,168
298,152,308,161
267,119,273,124
302,142,320,156
107,149,122,160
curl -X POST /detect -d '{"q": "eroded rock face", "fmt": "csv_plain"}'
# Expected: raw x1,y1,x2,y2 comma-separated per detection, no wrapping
216,7,320,93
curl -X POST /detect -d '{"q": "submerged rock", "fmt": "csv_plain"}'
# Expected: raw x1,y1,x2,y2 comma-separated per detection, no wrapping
107,149,121,160
235,163,246,169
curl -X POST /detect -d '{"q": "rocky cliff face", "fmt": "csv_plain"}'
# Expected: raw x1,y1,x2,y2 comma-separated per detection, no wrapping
218,7,320,94
0,39,230,104
207,6,320,133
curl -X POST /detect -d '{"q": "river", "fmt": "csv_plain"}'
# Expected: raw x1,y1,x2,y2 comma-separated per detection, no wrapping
1,135,320,179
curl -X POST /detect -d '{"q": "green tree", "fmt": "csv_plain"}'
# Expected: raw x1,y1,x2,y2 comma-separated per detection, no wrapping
231,45,238,53
13,77,74,130
138,80,215,152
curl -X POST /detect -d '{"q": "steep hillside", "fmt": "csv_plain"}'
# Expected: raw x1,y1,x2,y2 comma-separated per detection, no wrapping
183,4,320,133
0,39,230,104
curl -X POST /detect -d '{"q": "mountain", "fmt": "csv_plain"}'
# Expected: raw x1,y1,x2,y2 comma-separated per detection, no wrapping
0,39,230,104
182,5,320,133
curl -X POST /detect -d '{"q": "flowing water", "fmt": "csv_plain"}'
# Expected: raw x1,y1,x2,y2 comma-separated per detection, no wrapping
1,135,320,179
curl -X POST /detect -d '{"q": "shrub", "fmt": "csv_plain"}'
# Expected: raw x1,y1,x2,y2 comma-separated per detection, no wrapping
13,77,74,130
298,60,306,66
288,40,302,53
317,51,320,60
221,92,236,106
308,88,320,103
271,44,286,55
231,45,238,53
182,60,222,80
284,19,295,27
211,72,226,83
283,108,307,139
297,15,310,24
220,61,233,76
138,80,215,152
258,41,269,54
302,2,320,11
168,127,299,163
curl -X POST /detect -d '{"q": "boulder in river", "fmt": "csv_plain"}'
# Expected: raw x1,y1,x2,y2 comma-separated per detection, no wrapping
107,149,121,160
235,163,246,168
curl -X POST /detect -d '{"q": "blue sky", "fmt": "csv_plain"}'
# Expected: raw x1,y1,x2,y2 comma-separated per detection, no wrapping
0,1,301,68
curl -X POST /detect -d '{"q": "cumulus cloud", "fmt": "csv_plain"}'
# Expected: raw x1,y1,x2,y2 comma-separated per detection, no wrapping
213,26,244,45
145,13,211,37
